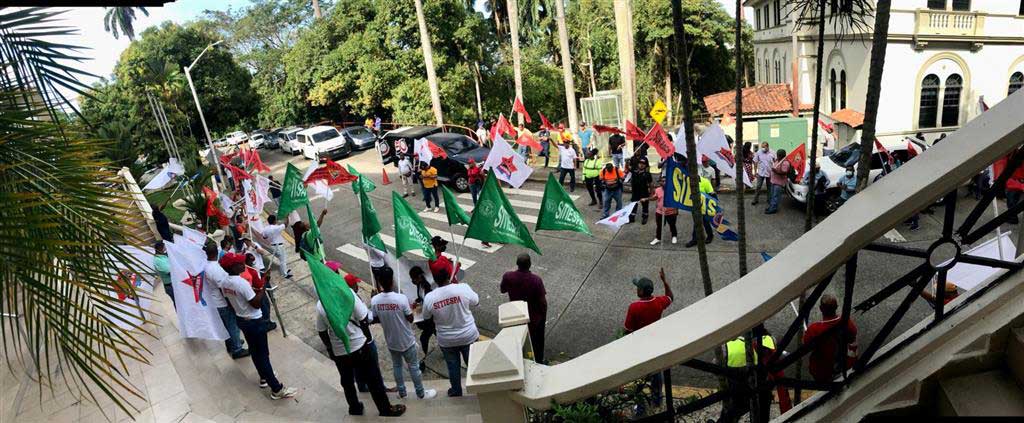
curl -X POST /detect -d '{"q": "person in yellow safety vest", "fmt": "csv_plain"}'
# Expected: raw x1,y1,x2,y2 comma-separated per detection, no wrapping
719,330,777,423
582,150,604,206
724,334,775,367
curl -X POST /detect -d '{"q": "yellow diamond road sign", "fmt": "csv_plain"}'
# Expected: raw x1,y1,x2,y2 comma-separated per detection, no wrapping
649,100,667,124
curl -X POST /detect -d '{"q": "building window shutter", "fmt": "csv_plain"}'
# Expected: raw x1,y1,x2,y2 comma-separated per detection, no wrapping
919,74,940,129
1009,72,1024,96
941,74,963,127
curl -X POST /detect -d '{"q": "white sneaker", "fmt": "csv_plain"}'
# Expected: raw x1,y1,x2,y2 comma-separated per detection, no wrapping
649,239,660,245
672,237,678,244
433,207,439,212
270,386,298,400
419,389,437,400
422,207,430,213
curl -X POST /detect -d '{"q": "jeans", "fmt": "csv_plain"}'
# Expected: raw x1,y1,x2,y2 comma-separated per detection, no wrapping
558,168,576,192
612,153,624,168
766,183,783,213
655,214,678,240
540,141,550,167
753,175,769,203
389,345,426,397
422,186,439,208
334,343,393,414
584,177,602,204
217,305,243,354
469,183,481,205
236,317,282,392
271,243,289,278
602,187,623,218
163,284,175,306
441,344,471,395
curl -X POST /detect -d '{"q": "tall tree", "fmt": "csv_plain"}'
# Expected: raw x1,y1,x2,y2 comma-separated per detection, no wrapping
103,7,149,40
613,0,637,124
855,1,891,191
414,0,445,125
508,0,526,124
554,0,579,129
802,0,828,232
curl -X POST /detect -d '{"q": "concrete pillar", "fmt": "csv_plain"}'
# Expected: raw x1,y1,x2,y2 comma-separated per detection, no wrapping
478,392,528,423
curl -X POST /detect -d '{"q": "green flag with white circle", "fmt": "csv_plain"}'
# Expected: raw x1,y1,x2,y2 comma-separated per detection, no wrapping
465,173,541,254
536,173,591,235
392,191,436,260
277,163,309,219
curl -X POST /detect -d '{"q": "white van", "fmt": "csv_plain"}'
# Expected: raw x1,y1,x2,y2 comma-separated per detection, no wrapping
298,125,352,161
279,126,304,154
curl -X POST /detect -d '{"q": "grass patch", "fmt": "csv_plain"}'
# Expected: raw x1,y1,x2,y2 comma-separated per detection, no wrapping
145,188,189,223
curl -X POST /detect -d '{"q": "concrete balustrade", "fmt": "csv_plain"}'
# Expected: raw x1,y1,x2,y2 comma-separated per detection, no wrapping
467,301,532,423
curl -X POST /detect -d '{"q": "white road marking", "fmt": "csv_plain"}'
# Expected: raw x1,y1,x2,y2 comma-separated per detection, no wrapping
336,244,369,262
458,188,579,201
420,205,539,224
883,228,907,243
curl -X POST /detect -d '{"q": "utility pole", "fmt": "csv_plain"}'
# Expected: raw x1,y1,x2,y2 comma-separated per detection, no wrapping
414,0,444,126
184,40,225,190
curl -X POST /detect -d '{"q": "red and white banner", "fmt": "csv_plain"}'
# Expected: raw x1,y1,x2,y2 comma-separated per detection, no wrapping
166,240,229,341
596,202,637,230
642,122,675,159
484,134,533,188
695,123,752,187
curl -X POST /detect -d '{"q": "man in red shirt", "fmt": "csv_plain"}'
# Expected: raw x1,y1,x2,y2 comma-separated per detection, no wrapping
623,268,675,334
428,236,459,283
500,254,547,363
802,294,858,383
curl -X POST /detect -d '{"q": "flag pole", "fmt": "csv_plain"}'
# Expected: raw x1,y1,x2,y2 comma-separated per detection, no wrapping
450,230,468,284
992,198,1006,260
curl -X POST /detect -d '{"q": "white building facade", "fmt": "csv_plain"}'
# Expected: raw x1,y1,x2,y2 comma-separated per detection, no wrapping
747,0,1024,143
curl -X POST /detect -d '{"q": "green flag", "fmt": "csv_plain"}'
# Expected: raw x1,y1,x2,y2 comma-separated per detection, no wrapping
441,185,471,226
392,191,436,260
303,205,325,260
349,165,376,193
536,173,592,235
358,188,387,251
304,252,355,353
277,163,309,219
465,173,541,254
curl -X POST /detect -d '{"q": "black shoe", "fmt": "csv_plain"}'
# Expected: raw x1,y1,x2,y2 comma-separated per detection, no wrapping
588,201,597,206
447,388,463,397
765,209,777,215
685,240,697,248
358,385,369,393
267,322,278,331
752,200,759,205
909,223,920,231
348,403,365,416
706,236,713,244
381,404,407,417
231,348,251,359
641,216,648,225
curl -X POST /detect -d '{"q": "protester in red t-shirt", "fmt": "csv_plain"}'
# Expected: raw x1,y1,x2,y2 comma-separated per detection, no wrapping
623,268,674,334
802,294,858,383
428,236,459,283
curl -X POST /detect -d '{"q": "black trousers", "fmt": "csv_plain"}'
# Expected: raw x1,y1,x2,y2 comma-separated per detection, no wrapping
416,319,436,356
558,168,576,192
528,320,546,364
584,177,602,204
333,343,393,415
690,217,713,242
655,214,678,240
629,195,649,222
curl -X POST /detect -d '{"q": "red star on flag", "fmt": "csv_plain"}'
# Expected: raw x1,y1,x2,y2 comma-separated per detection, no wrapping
499,155,518,175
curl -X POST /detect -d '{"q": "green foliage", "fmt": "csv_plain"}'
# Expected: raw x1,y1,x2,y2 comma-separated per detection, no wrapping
104,7,149,40
552,401,602,422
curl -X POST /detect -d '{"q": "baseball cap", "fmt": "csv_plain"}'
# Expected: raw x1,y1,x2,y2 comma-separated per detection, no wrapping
344,273,361,289
219,252,246,268
430,236,448,247
325,260,342,273
632,277,654,292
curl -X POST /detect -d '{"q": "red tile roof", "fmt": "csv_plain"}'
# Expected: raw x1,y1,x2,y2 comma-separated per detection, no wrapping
830,108,865,128
703,84,813,117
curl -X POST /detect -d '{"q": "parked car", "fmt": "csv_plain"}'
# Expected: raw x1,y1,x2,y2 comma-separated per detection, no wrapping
226,130,249,145
263,128,282,149
279,126,305,155
341,125,377,151
422,133,491,192
298,125,353,161
377,125,443,165
788,138,928,213
249,133,266,149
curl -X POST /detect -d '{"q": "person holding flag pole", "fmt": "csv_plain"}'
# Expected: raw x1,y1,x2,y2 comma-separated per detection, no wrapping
440,185,477,281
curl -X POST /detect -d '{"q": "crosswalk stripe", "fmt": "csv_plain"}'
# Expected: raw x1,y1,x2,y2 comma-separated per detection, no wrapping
453,195,541,210
421,205,538,224
377,233,477,269
336,244,369,262
458,188,579,201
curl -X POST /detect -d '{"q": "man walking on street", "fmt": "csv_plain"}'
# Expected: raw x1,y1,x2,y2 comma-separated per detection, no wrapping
418,161,440,212
752,142,774,205
600,163,625,218
204,243,248,359
370,266,437,400
261,215,292,279
500,254,547,364
557,139,578,192
765,149,791,215
421,268,480,397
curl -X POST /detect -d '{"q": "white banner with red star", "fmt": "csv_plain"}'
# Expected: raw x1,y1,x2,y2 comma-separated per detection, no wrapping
166,239,229,341
483,134,533,188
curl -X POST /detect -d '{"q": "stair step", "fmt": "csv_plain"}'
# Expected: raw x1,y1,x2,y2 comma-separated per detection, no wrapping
1008,327,1024,388
938,370,1024,416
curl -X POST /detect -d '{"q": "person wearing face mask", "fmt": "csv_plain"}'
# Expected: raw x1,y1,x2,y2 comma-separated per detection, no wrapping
752,142,774,205
803,162,830,216
837,165,857,205
766,149,791,215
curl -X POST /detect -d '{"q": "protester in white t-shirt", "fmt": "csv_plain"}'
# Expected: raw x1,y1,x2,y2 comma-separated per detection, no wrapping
316,291,406,417
219,253,297,400
203,243,246,357
261,215,292,279
421,268,479,397
370,266,436,400
557,140,578,193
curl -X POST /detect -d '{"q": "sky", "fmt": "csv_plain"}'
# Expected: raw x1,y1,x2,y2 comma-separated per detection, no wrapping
58,0,747,91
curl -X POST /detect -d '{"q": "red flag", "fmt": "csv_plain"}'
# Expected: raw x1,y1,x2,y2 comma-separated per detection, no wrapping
785,143,807,182
496,114,518,138
593,124,624,135
202,186,230,227
906,140,919,159
305,159,357,185
873,139,894,166
516,133,542,151
642,122,675,159
625,120,646,141
242,149,271,173
538,112,554,131
382,168,392,185
817,118,833,132
223,162,252,181
219,151,238,166
512,97,532,124
425,140,448,159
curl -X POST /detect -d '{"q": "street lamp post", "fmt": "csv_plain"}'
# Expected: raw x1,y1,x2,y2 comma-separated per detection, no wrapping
184,40,226,191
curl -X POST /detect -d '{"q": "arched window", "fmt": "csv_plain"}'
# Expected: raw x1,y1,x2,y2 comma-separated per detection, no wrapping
775,61,781,83
1009,71,1023,96
840,70,847,109
919,74,940,128
766,59,770,83
941,74,963,127
829,69,837,112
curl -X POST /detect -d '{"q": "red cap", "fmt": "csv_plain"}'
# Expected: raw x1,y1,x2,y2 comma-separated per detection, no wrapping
219,252,246,268
344,273,361,289
325,260,342,273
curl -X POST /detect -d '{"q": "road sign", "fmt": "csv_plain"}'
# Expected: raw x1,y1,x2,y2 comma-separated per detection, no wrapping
649,100,667,124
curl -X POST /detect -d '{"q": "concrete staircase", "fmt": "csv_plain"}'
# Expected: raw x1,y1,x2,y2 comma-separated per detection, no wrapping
934,328,1024,417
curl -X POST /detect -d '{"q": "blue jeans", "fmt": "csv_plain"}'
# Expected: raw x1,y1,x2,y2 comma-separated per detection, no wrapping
217,306,243,354
602,187,623,218
612,153,624,168
767,183,783,213
441,344,471,396
389,345,426,398
470,183,481,205
236,317,283,392
163,284,175,306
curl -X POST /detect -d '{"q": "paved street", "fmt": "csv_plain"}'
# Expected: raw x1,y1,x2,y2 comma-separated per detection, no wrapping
254,145,1012,387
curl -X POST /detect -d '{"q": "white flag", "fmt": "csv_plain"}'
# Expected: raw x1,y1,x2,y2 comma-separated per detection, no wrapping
101,245,157,330
242,179,261,216
483,135,534,188
302,160,319,182
253,175,272,210
414,137,433,164
165,240,229,341
181,226,208,247
218,193,234,217
673,122,687,156
596,201,637,230
696,123,753,187
142,158,185,191
310,179,334,201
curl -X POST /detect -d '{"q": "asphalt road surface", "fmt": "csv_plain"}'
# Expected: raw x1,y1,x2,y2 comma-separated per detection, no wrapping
255,145,1011,387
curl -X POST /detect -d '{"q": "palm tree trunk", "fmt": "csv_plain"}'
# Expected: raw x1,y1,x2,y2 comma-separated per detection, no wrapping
473,61,484,123
554,0,579,129
312,0,322,19
507,0,525,125
613,0,637,129
671,0,726,383
588,47,597,96
413,0,444,125
804,0,827,232
663,46,673,125
856,0,892,191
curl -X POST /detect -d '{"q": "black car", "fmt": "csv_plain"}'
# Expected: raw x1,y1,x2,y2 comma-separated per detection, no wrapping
377,125,443,165
423,133,490,192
